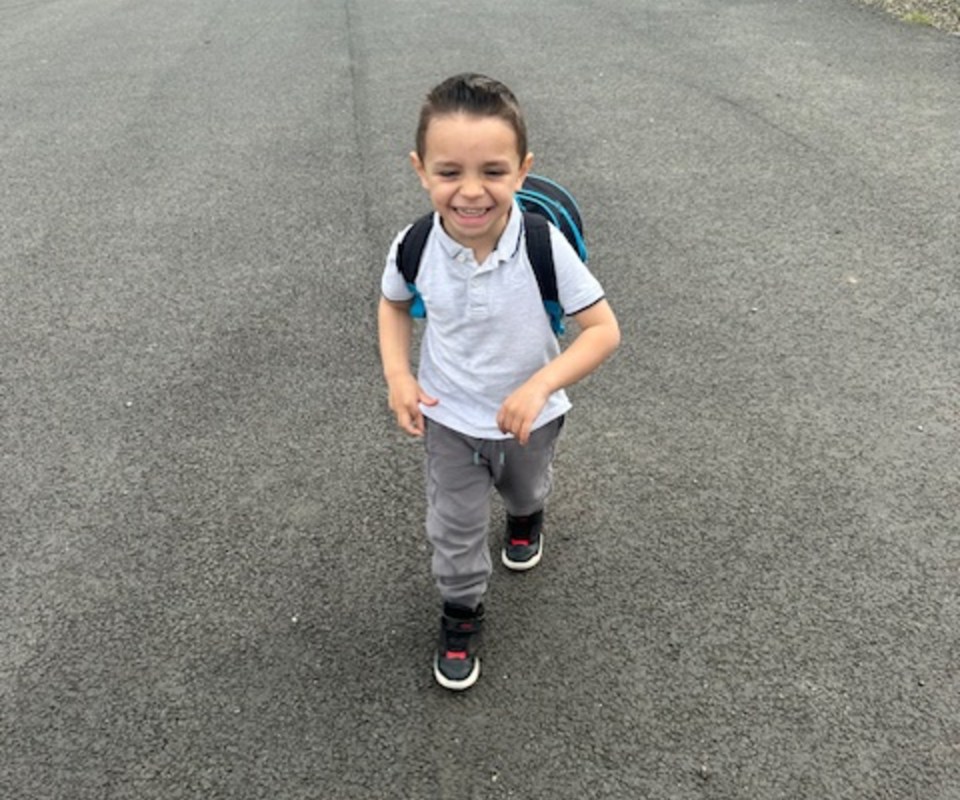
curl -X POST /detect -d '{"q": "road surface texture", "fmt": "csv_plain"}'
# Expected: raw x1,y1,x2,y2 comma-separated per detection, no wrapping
2,1,957,798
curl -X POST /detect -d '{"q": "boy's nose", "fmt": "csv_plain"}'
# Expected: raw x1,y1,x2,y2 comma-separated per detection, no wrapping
459,176,484,198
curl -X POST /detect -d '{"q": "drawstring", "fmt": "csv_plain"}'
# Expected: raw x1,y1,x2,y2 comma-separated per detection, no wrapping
471,447,506,467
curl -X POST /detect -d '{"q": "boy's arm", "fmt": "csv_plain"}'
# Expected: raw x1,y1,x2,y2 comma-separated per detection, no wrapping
378,296,438,437
496,299,620,445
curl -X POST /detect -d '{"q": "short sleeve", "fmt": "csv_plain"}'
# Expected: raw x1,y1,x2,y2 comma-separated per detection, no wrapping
549,226,605,316
381,225,415,303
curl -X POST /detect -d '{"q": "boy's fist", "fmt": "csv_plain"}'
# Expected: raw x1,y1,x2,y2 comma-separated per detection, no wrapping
496,377,551,446
387,373,438,437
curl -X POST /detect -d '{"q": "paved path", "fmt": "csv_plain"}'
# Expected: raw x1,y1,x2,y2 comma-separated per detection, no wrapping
2,1,957,798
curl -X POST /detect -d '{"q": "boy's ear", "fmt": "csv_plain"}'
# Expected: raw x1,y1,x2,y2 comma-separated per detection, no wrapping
517,152,534,188
410,151,429,190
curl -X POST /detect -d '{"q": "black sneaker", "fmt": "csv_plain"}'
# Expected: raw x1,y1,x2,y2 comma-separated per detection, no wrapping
501,510,544,571
434,603,484,691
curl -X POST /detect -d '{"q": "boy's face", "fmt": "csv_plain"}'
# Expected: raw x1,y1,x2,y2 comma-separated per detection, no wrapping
411,113,532,259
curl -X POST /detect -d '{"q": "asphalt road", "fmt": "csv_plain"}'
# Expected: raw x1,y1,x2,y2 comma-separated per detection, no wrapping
2,1,958,798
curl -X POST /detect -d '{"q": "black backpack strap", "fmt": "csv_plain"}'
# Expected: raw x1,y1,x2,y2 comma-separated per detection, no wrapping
395,213,434,284
522,212,565,335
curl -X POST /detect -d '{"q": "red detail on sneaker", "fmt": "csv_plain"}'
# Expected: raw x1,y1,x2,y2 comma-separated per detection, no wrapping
444,650,468,660
510,539,530,547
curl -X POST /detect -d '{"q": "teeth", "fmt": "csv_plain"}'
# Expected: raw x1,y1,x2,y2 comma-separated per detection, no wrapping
457,208,487,217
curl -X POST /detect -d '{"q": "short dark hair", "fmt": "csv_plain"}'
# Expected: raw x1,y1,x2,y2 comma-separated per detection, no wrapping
415,73,528,162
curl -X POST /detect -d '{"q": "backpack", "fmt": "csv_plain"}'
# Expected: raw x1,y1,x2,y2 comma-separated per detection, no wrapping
395,174,587,336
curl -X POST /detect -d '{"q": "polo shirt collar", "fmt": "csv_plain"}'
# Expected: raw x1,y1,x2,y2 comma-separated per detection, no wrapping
431,200,524,264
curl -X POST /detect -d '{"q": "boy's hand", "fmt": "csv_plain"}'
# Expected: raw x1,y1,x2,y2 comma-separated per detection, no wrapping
387,373,438,437
496,377,551,446
496,299,621,445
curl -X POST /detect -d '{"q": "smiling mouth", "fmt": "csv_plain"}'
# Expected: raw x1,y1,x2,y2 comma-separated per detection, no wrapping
454,206,492,218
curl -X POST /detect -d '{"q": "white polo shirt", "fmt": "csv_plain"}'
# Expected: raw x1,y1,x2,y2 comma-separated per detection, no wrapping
381,202,604,439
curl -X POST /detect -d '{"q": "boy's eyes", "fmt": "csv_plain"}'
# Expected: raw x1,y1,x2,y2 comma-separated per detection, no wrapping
435,168,508,178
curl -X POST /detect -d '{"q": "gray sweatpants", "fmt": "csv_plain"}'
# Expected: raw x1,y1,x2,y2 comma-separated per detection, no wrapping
423,416,564,608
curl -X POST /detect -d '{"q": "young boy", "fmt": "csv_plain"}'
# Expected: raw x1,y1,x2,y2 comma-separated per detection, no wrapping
378,73,620,690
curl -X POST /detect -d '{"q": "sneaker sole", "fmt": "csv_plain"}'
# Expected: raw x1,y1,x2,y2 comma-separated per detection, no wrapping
433,655,480,691
501,539,543,571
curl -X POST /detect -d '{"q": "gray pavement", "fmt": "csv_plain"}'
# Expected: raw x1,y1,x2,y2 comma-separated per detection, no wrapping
2,1,958,798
